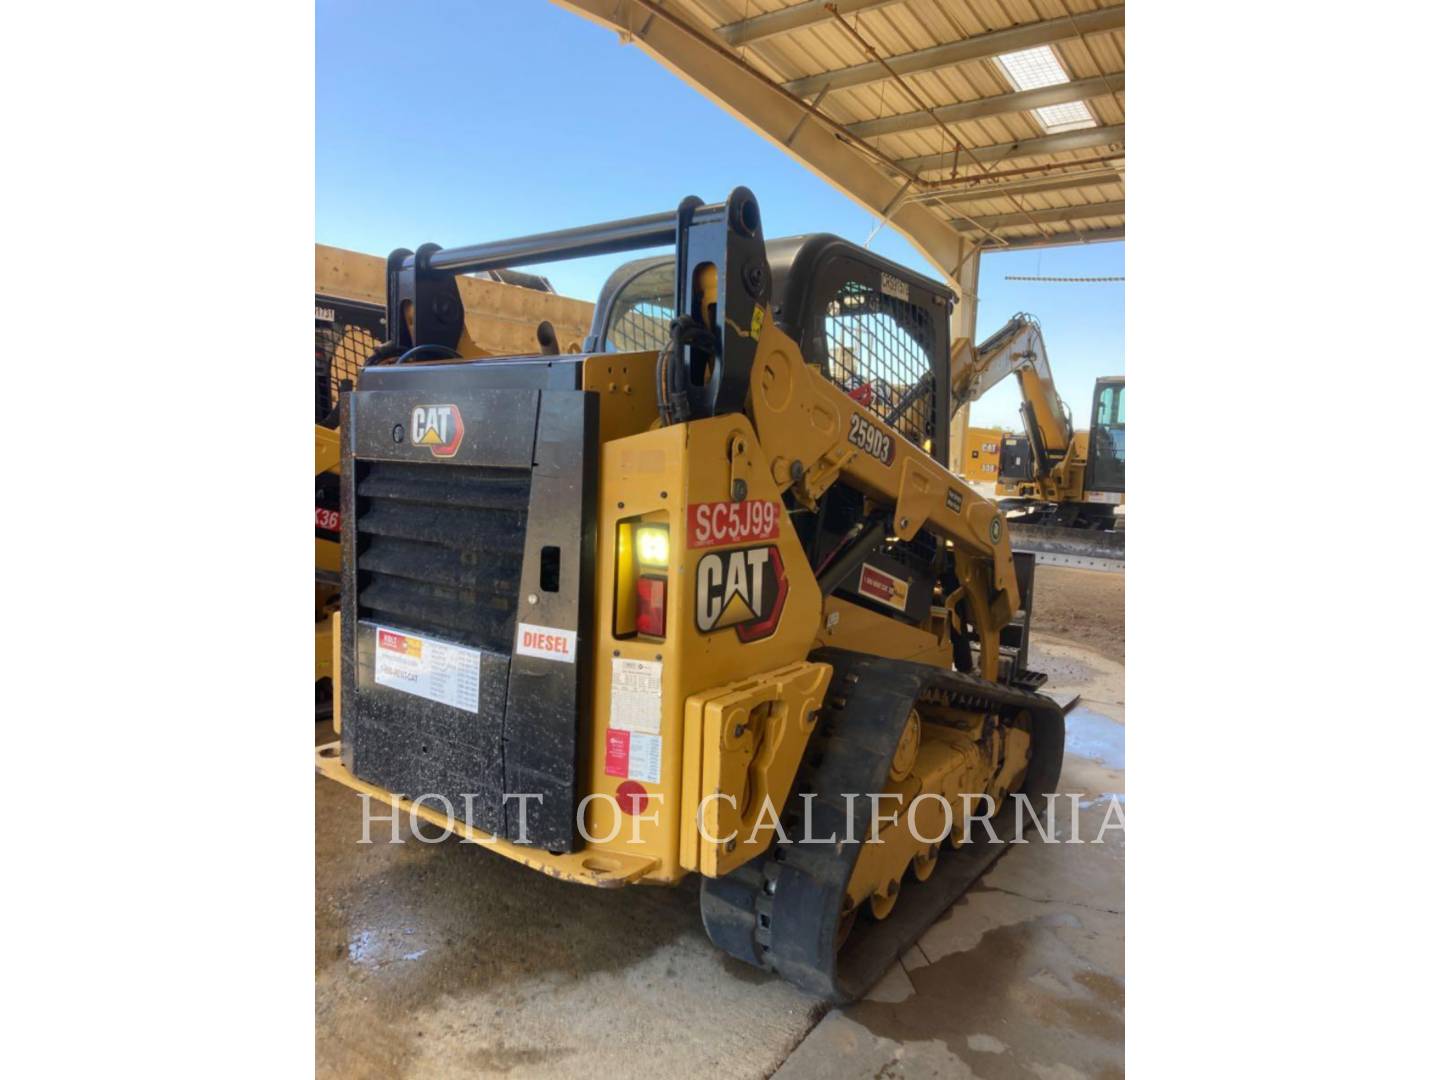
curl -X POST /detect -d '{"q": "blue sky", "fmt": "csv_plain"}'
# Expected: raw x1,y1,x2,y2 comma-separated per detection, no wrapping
317,0,1123,430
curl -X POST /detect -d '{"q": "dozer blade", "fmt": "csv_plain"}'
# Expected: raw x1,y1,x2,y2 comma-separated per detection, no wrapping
699,649,1065,1003
1010,522,1125,571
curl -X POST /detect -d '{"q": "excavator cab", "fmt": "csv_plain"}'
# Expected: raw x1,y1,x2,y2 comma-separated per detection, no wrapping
1083,376,1125,496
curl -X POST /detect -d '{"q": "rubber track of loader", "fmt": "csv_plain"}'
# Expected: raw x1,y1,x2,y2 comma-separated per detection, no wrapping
699,647,1065,1002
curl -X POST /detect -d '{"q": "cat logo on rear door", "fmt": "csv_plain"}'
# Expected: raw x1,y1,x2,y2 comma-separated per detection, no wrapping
410,404,465,458
694,544,788,642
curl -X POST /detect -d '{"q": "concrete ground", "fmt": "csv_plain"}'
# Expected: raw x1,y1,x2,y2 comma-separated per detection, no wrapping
317,569,1125,1079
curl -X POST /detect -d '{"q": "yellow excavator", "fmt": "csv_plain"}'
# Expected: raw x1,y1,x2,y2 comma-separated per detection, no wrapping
315,189,1064,1001
951,314,1124,534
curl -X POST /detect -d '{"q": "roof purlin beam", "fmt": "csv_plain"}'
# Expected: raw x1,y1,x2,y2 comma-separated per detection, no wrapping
848,74,1123,139
921,169,1122,206
955,199,1125,231
896,124,1124,174
548,0,981,292
980,226,1124,250
718,1,904,48
783,5,1126,98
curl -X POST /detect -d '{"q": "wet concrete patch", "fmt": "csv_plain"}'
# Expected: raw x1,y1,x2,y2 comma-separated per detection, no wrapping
1065,707,1125,771
852,913,1124,1076
777,747,1125,1080
315,765,822,1079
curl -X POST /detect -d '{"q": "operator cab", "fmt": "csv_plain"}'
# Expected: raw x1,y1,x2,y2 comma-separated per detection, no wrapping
1084,376,1125,495
586,235,957,467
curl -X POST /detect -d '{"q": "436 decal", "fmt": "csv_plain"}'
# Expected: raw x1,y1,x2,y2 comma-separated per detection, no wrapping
848,412,895,465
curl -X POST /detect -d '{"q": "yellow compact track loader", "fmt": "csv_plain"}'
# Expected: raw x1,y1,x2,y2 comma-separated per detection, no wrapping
316,293,390,717
315,189,1064,1001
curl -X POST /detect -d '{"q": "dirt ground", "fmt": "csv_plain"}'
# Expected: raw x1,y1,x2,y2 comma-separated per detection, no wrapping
1030,565,1125,664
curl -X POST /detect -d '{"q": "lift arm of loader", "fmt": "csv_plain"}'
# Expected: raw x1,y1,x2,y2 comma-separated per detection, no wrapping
746,313,1023,678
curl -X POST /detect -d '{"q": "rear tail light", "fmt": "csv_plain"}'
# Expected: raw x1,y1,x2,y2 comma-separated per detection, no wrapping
636,576,666,637
616,521,669,639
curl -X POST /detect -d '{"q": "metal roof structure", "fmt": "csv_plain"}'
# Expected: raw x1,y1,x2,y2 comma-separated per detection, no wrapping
553,0,1124,304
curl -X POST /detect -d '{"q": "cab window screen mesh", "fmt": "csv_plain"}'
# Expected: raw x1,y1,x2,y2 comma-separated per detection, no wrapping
316,298,386,424
604,264,674,353
822,281,936,448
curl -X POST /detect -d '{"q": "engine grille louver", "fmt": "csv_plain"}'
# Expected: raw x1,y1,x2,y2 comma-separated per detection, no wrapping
354,461,530,653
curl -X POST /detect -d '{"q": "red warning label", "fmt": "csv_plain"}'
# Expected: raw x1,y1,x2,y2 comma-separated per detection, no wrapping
857,563,910,611
604,728,630,778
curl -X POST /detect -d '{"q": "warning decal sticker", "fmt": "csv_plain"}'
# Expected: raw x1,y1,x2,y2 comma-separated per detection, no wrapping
610,658,662,734
627,732,662,784
603,727,662,784
857,564,910,612
604,729,630,777
373,626,481,713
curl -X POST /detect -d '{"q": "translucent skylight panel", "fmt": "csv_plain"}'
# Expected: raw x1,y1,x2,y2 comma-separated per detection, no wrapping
995,46,1070,90
994,45,1098,134
1034,101,1097,133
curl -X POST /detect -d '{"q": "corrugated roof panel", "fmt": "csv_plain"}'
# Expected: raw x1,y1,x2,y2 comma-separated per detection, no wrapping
579,0,1122,263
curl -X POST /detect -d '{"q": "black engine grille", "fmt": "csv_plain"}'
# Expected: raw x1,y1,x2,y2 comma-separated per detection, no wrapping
353,460,531,651
341,380,595,852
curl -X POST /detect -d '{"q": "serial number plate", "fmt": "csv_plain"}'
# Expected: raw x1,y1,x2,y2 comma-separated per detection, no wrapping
687,499,781,548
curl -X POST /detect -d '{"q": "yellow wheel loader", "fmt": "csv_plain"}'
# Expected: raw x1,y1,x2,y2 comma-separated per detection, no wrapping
315,189,1065,1001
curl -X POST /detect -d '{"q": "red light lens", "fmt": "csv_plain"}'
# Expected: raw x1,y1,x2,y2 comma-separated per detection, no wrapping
636,576,666,636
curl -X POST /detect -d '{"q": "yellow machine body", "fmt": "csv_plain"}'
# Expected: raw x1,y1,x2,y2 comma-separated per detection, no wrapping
321,316,1024,890
314,194,1064,999
959,425,1004,483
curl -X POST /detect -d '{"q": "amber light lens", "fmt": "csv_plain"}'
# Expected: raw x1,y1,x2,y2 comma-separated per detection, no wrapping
636,576,666,637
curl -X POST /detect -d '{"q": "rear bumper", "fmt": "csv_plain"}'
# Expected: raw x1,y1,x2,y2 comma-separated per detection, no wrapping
315,740,657,888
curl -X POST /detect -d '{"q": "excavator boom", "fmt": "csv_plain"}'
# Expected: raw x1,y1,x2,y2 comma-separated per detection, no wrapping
951,313,1071,464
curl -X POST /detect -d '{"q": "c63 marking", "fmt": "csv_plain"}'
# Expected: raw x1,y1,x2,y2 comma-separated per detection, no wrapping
847,413,895,466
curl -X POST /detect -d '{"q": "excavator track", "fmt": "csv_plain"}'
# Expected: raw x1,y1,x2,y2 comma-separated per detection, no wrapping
700,647,1065,1002
1010,521,1125,570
